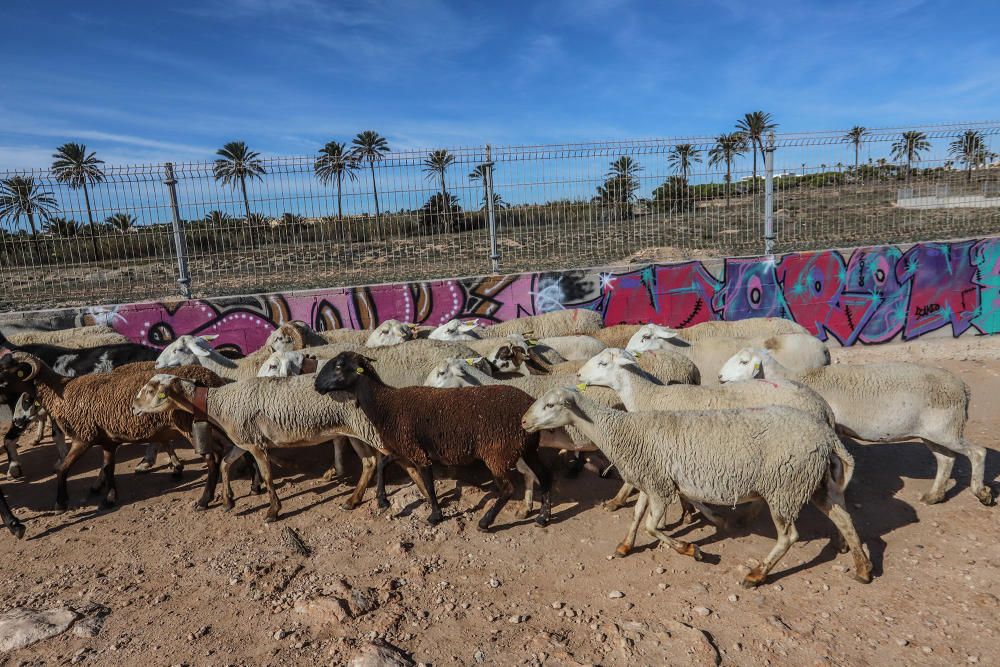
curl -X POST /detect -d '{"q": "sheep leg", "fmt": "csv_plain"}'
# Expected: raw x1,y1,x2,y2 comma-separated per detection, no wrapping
134,442,158,474
478,471,514,532
520,449,552,526
342,442,378,510
920,444,956,505
514,458,538,519
219,445,248,512
54,439,90,513
98,446,118,509
615,490,649,557
644,494,704,561
27,418,46,448
420,465,445,525
322,436,349,481
604,483,634,512
164,440,184,479
4,437,23,480
812,482,872,584
245,453,264,495
244,447,280,523
0,486,25,539
195,451,220,511
950,438,993,506
374,453,396,509
51,424,68,467
742,510,798,589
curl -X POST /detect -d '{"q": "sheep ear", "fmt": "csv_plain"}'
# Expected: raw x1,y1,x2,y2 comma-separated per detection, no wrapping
459,321,480,332
187,337,213,357
619,350,638,365
656,330,677,339
564,394,593,423
201,334,220,341
362,356,377,364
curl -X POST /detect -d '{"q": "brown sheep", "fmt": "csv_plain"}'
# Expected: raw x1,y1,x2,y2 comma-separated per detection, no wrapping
314,351,552,531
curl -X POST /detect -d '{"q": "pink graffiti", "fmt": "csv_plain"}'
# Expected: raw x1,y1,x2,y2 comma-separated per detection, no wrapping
596,262,719,327
897,241,980,339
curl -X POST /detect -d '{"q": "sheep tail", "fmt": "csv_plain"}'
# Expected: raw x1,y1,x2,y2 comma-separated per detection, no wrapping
828,437,855,493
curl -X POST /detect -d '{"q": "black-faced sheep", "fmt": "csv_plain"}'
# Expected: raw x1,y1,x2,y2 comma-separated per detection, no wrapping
314,351,552,531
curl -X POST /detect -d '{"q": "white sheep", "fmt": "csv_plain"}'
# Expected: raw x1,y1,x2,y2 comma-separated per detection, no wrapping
668,317,809,342
365,319,434,348
506,333,606,362
626,324,828,385
549,348,701,386
521,387,872,587
258,339,478,387
577,348,835,513
155,334,281,381
477,309,605,339
719,347,994,506
428,319,485,341
132,373,385,522
5,325,130,347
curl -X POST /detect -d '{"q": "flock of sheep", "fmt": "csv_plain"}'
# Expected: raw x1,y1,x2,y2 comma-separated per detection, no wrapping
0,308,992,589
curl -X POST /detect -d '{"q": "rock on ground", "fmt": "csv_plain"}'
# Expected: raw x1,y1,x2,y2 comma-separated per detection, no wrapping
0,607,79,653
348,640,416,667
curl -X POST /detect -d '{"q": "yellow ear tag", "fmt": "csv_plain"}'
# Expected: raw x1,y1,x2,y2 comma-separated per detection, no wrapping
33,401,40,407
356,367,365,374
633,351,642,358
157,392,166,399
576,382,588,392
527,338,538,346
16,370,25,378
753,360,761,373
464,358,474,365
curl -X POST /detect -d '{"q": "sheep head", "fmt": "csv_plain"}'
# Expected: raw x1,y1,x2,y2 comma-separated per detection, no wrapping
0,352,43,387
258,350,307,377
266,322,307,353
155,334,218,368
625,324,688,354
314,351,378,394
365,319,417,348
133,373,191,415
576,348,638,388
428,319,483,341
521,387,591,432
718,347,765,383
423,357,484,388
12,393,44,429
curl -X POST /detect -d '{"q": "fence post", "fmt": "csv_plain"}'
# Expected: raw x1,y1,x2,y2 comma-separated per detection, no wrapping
163,162,192,298
763,131,776,256
484,144,501,273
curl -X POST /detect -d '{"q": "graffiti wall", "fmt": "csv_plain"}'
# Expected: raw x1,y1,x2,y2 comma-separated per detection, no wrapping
2,238,998,355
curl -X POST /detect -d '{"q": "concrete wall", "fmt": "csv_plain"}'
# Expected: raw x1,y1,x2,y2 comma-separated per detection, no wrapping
2,237,998,356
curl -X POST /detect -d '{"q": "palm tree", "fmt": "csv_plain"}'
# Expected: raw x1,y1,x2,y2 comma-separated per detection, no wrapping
105,212,136,233
314,141,358,221
51,143,105,259
949,130,994,182
596,156,643,204
890,131,931,177
735,111,777,183
213,141,266,219
0,175,59,261
204,210,233,225
43,216,80,238
423,149,455,210
667,144,703,183
708,133,748,207
844,126,867,171
350,131,390,223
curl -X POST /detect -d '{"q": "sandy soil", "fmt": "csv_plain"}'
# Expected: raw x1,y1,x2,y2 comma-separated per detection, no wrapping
1,335,999,666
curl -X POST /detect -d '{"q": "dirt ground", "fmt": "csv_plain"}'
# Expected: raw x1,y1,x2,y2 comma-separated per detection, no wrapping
2,335,1000,666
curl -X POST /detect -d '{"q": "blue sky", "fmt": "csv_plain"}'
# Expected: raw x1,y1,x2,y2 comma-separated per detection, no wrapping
1,0,999,170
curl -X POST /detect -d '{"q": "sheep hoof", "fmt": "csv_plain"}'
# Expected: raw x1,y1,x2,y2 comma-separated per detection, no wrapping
222,499,235,512
919,490,945,505
170,468,184,481
99,499,116,510
852,570,873,584
53,504,67,515
614,543,631,558
741,568,766,588
428,512,444,526
11,522,25,539
193,501,209,512
134,463,152,474
602,501,622,512
975,487,995,506
683,543,703,561
535,514,550,527
341,500,359,511
7,463,23,479
264,514,279,523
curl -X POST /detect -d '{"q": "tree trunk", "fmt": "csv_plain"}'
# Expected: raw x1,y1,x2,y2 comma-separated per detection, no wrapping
26,211,40,263
82,183,101,261
336,172,343,221
370,162,380,224
725,163,732,209
854,145,859,172
240,175,252,219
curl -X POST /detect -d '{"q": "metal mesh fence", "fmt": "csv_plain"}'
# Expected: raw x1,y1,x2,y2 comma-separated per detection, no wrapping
2,121,999,310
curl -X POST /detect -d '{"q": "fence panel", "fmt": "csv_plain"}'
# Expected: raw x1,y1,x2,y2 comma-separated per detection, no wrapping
1,122,998,310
